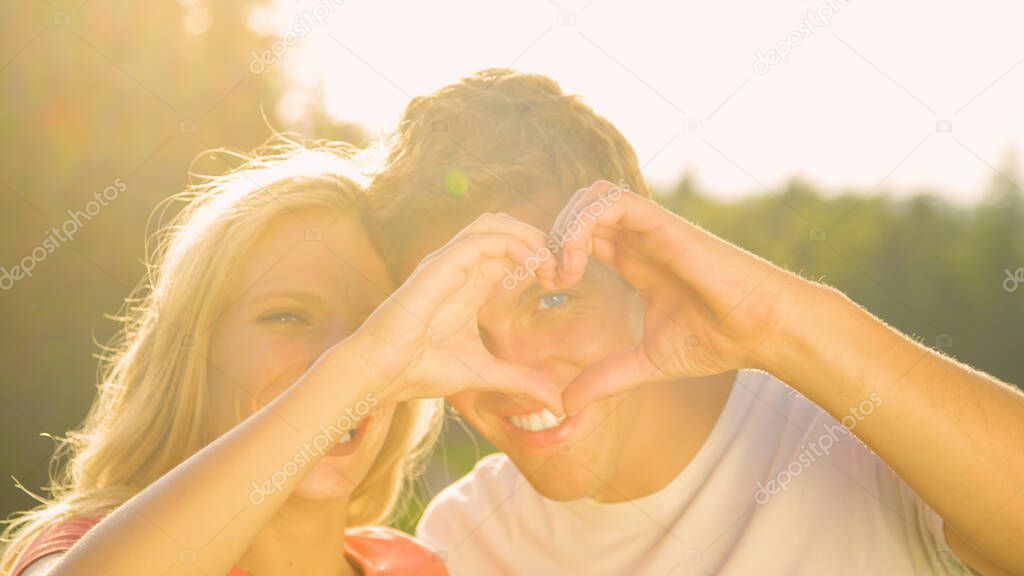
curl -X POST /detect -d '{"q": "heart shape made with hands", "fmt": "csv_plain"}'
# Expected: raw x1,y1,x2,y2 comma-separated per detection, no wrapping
539,179,773,416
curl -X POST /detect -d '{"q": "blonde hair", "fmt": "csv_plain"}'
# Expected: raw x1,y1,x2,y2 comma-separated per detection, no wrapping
366,67,651,277
0,137,443,572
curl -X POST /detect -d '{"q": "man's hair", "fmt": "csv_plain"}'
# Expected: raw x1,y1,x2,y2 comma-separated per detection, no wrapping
365,68,651,278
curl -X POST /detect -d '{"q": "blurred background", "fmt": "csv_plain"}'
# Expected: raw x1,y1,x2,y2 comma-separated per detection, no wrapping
2,0,1022,532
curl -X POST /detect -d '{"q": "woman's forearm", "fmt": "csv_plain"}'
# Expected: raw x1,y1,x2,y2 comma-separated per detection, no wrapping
52,338,383,576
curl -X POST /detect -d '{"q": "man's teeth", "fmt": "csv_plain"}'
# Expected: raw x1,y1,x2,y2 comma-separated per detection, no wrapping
338,430,354,444
507,409,566,432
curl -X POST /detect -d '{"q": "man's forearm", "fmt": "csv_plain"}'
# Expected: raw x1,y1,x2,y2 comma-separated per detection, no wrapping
762,282,1024,573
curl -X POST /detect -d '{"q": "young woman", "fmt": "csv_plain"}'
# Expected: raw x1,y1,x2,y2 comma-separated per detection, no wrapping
0,139,564,576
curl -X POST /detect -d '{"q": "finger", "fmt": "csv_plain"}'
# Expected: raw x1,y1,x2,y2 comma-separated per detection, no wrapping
396,233,543,321
561,346,661,416
552,186,592,243
555,180,617,238
466,212,552,257
461,213,559,285
566,180,668,237
421,213,552,273
592,236,617,264
474,357,566,417
457,257,535,312
553,181,620,285
590,234,667,293
557,182,672,284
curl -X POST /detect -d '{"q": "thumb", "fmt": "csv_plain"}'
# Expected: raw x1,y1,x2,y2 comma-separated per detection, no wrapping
562,347,659,416
474,356,566,418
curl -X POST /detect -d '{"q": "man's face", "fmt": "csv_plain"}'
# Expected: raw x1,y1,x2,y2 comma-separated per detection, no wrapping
441,199,659,501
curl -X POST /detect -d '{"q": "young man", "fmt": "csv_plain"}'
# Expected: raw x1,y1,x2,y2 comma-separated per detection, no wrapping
366,69,1023,575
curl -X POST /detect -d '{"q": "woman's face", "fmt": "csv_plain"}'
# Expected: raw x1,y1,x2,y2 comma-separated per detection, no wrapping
207,205,396,501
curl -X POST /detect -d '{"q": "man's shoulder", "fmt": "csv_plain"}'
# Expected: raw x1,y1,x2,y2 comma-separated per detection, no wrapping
448,451,521,488
416,453,527,541
417,453,547,571
734,369,836,431
462,451,521,485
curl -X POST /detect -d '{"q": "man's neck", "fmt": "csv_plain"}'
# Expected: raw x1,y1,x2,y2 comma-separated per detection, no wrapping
595,370,737,502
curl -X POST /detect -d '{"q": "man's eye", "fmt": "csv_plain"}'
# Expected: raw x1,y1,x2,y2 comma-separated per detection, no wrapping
260,311,308,325
538,293,569,311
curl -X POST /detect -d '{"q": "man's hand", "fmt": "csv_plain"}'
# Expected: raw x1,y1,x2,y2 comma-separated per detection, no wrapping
555,180,1024,575
553,180,807,415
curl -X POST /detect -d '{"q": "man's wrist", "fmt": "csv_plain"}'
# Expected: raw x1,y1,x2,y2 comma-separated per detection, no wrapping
752,279,850,388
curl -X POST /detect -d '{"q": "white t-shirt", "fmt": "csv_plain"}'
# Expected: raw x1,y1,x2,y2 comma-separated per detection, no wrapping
418,369,977,575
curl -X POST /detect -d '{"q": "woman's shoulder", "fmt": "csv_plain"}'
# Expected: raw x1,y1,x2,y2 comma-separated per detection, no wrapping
11,517,448,576
9,516,101,576
344,526,447,576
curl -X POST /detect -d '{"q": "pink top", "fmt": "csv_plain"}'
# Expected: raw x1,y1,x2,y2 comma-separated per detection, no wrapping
11,517,446,576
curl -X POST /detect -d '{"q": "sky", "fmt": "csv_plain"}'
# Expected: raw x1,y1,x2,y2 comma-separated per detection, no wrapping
258,0,1024,203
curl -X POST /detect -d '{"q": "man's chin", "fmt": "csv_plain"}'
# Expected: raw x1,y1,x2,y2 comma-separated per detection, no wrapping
504,450,603,502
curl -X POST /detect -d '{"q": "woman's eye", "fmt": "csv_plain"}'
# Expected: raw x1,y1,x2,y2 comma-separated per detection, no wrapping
538,293,569,311
260,311,308,325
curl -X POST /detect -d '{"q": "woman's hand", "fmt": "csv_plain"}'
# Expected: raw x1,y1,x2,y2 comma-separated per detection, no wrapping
349,213,565,416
